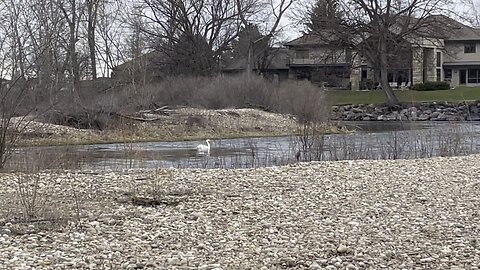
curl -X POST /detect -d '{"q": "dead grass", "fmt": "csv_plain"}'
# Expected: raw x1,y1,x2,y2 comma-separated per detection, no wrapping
38,74,328,130
14,108,344,147
12,74,332,146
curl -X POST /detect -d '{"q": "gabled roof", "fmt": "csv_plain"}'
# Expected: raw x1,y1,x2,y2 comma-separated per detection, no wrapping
446,27,480,41
393,15,480,41
285,32,341,47
285,34,327,46
223,47,290,71
113,51,169,72
287,15,480,47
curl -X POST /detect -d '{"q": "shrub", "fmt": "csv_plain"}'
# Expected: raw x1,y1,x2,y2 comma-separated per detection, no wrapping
412,81,450,91
359,79,377,90
40,73,330,131
271,80,329,123
144,73,329,122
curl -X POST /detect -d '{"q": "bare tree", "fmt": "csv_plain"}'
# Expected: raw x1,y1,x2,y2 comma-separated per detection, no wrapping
95,0,126,77
134,0,292,75
26,0,68,104
461,0,480,26
252,0,295,73
86,0,100,79
58,0,86,101
0,2,47,169
136,0,245,75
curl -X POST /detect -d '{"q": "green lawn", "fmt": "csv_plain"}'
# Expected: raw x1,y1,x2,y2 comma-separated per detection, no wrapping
327,86,480,105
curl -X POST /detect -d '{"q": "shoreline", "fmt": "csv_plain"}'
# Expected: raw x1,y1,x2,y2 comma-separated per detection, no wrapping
10,103,480,148
332,101,480,121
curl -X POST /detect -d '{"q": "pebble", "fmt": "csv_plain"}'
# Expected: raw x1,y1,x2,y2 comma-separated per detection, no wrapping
337,244,348,254
347,263,357,270
309,261,322,270
0,155,478,269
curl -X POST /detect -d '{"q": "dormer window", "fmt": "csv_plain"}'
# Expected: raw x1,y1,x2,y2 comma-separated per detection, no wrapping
465,43,476,54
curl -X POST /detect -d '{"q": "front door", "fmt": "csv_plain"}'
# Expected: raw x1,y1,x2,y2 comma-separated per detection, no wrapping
460,69,467,84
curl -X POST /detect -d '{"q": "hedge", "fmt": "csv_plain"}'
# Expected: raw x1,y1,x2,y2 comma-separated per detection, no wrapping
412,81,450,91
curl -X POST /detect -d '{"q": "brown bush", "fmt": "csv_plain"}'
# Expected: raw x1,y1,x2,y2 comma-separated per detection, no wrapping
271,80,329,123
138,73,329,123
35,73,329,129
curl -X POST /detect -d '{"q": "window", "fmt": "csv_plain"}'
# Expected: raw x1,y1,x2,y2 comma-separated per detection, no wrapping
295,49,309,59
465,43,476,54
444,69,452,81
468,68,480,83
436,52,441,67
436,69,441,81
361,67,368,79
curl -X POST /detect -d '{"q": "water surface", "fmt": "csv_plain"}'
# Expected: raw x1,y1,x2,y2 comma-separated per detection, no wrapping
8,121,480,171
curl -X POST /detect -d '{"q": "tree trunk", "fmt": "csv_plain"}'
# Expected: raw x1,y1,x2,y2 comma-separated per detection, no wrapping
87,0,97,79
69,22,81,107
70,21,80,92
379,38,399,106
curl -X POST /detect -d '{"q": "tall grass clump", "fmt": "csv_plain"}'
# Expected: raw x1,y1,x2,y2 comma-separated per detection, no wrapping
46,73,330,128
271,80,329,122
142,73,273,110
267,80,329,162
143,73,330,122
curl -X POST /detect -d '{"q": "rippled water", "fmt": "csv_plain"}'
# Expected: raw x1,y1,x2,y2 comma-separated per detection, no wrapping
8,122,480,171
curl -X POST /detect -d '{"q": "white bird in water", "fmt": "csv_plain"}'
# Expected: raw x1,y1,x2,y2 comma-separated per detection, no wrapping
196,139,211,153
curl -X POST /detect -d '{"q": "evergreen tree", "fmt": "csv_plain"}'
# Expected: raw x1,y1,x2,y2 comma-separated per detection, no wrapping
169,33,216,76
306,0,342,32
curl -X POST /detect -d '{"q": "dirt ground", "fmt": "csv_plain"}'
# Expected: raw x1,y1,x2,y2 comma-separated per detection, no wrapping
14,108,302,146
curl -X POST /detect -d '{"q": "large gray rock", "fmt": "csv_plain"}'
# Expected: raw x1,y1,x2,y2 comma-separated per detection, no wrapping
467,114,480,121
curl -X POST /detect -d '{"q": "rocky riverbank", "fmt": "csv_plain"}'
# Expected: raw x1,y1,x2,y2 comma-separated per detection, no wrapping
15,108,300,146
0,155,479,269
331,101,480,121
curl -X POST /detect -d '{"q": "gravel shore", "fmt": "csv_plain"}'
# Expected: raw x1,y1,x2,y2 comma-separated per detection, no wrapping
0,155,479,269
14,108,298,146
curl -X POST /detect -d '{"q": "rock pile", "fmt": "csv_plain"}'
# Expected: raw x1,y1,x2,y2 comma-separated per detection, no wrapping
331,102,480,121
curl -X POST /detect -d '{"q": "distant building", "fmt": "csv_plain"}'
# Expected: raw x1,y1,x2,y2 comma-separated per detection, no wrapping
285,34,351,88
111,51,167,83
285,15,480,89
113,16,480,90
221,47,290,82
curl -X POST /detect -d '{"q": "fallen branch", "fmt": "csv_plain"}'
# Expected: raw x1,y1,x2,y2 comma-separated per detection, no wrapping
138,105,171,114
116,113,163,122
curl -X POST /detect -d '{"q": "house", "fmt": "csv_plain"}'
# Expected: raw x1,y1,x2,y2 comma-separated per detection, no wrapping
285,16,480,90
443,27,480,86
284,33,352,88
114,47,290,82
222,47,290,82
111,51,167,83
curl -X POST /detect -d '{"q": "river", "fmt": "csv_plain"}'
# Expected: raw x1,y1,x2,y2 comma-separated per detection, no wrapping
7,121,480,171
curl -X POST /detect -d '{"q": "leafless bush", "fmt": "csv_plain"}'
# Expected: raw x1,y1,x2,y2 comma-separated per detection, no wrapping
269,80,330,162
296,122,326,162
43,74,330,132
138,73,328,121
0,79,43,169
15,174,47,222
272,80,329,123
1,172,84,231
